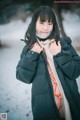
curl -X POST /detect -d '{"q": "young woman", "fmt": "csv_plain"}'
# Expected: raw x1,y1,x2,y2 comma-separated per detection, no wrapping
16,6,80,120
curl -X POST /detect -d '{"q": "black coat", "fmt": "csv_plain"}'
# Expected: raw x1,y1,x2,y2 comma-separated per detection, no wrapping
16,37,80,120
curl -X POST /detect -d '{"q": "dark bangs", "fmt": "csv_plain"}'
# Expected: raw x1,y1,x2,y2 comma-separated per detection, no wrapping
39,12,53,23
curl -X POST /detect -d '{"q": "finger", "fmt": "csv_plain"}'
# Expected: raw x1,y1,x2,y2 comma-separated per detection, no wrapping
50,40,55,44
58,41,61,46
49,40,55,45
50,41,56,46
53,41,57,45
34,43,37,46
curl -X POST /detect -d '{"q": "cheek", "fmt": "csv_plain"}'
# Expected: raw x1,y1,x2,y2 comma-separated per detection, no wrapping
36,24,41,33
36,23,39,32
49,25,53,32
51,25,53,31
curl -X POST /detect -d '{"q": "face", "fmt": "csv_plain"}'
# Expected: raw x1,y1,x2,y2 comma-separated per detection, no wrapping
36,17,53,39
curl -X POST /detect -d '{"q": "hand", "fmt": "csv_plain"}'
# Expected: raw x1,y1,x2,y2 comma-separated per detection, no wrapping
31,43,43,53
49,41,61,55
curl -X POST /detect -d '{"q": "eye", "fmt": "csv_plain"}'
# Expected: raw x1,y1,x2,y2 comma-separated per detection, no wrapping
48,22,53,25
40,21,44,24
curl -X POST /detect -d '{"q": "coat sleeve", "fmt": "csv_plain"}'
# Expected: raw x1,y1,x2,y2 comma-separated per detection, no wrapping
54,37,80,80
16,45,39,84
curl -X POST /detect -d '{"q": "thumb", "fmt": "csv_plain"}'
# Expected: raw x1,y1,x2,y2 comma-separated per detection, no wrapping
58,41,60,46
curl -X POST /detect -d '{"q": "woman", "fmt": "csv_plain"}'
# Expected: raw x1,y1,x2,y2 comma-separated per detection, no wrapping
16,6,80,120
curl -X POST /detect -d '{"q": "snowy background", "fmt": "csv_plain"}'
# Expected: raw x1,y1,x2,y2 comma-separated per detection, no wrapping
0,11,80,120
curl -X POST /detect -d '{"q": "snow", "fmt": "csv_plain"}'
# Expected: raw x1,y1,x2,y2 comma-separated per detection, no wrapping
0,11,80,120
0,40,33,120
0,16,33,120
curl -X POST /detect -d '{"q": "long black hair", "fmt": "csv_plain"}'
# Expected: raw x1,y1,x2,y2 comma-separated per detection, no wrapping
24,6,60,48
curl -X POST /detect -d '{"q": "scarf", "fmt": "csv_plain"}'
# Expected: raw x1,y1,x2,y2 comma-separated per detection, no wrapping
37,39,72,120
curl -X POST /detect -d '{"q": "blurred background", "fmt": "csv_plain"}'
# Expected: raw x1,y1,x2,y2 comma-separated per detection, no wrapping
0,0,80,120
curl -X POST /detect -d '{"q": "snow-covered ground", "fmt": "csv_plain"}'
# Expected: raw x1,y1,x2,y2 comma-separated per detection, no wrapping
0,16,33,120
0,11,80,120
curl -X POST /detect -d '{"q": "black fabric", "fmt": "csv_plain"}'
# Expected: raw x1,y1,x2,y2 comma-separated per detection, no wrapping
16,36,80,120
37,36,48,41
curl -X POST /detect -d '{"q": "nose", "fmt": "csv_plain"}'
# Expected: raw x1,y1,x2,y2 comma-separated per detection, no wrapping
43,24,48,31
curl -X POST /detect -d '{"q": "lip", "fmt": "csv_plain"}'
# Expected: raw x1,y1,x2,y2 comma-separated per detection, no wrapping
40,32,49,34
